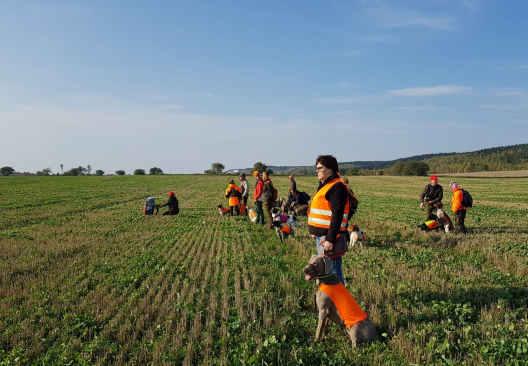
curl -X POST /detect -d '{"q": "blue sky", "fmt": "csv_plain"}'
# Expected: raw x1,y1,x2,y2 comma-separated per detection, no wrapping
1,0,527,173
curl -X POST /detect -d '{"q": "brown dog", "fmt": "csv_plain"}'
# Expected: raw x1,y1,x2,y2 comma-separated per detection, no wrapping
304,255,377,346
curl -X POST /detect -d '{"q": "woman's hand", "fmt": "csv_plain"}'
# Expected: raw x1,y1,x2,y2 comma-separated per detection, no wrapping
322,240,333,251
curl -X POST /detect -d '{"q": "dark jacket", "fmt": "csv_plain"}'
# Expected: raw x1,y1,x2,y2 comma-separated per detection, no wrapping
160,195,179,214
420,184,443,206
262,179,275,203
308,174,348,244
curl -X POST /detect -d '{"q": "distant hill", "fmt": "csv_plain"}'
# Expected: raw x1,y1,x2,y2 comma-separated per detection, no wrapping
424,144,528,173
235,143,528,175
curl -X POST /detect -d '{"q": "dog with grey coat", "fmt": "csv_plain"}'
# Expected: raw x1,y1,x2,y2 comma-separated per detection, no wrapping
303,255,377,346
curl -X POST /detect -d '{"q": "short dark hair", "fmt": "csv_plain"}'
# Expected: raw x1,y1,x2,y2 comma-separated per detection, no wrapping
316,155,339,173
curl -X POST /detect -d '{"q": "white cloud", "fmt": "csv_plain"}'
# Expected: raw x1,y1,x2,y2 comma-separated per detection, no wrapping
388,85,472,97
366,5,455,30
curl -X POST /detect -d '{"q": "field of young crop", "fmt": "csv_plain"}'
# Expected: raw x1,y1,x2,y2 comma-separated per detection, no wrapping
1,175,528,365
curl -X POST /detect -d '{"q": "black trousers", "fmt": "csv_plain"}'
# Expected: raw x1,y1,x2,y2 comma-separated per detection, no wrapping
255,201,265,224
230,205,240,216
455,210,467,234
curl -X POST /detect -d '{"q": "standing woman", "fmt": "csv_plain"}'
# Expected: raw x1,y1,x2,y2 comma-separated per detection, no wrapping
239,173,249,215
308,155,350,284
253,171,265,225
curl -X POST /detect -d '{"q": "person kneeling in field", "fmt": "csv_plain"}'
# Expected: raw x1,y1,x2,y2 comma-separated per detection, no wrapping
420,175,444,220
144,196,159,215
159,191,179,216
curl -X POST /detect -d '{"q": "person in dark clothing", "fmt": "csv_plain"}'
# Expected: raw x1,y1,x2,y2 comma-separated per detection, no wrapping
160,191,179,215
419,175,443,220
239,173,249,215
261,171,276,229
307,155,351,284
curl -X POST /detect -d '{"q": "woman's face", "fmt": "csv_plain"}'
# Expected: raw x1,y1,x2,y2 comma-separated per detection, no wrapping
315,163,332,182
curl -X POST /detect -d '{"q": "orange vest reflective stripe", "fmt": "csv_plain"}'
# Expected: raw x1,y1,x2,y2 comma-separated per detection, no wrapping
319,283,368,328
308,178,350,231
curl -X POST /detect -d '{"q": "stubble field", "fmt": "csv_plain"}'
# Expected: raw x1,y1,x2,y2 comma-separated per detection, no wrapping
1,175,527,365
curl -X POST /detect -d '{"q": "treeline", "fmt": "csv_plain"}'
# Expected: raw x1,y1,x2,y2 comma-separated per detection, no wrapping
204,161,274,175
0,165,164,176
424,144,528,173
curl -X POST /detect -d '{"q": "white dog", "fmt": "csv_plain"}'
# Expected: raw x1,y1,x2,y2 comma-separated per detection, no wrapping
348,225,367,248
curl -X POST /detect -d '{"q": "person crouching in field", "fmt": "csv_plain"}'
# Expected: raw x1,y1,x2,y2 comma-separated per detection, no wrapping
160,192,179,215
253,171,265,225
308,155,351,284
225,180,242,216
450,182,468,234
144,196,159,215
419,175,443,220
239,173,249,215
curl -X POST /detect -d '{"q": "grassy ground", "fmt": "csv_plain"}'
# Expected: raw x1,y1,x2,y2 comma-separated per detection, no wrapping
1,175,527,365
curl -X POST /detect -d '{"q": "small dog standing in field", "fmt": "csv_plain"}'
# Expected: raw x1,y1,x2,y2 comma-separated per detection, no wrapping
304,255,377,346
348,224,366,248
418,208,454,233
217,204,231,216
247,208,258,223
436,208,454,232
271,207,296,243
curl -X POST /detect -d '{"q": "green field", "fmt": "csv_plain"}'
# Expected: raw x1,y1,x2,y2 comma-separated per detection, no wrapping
1,175,528,365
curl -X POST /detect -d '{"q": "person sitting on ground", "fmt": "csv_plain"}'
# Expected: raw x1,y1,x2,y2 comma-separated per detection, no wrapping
284,188,310,216
420,175,443,220
225,179,242,216
160,191,179,215
450,182,468,234
239,173,249,215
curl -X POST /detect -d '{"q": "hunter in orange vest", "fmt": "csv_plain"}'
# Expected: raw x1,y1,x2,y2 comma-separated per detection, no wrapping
225,180,242,216
308,155,351,284
450,182,468,234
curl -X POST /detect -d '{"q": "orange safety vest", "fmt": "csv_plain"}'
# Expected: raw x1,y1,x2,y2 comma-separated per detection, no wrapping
308,178,350,231
225,184,241,207
451,188,464,213
319,283,368,328
280,223,292,235
425,219,439,230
